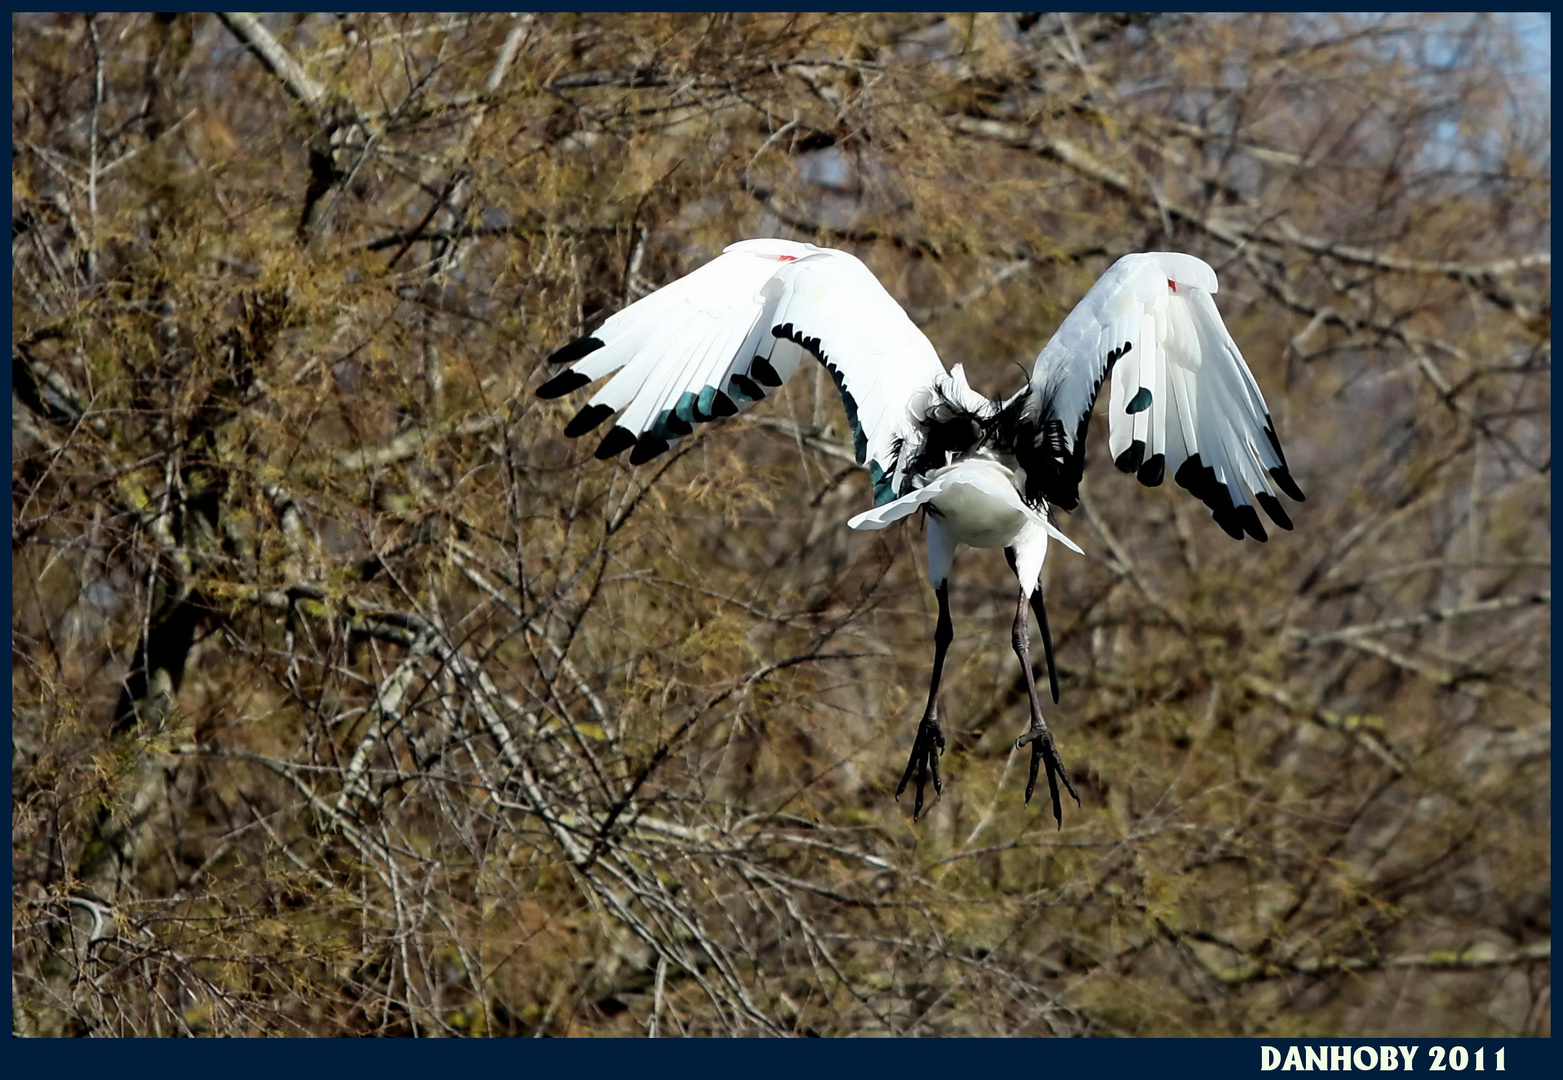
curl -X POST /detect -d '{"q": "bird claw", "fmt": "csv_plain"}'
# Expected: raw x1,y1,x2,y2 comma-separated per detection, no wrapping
1017,717,1080,828
896,716,946,820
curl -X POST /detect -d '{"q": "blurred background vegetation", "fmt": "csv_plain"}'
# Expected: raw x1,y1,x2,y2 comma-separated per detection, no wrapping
12,12,1549,1037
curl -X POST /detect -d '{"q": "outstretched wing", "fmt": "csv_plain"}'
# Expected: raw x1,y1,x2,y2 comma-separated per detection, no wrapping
536,238,948,505
1019,252,1304,541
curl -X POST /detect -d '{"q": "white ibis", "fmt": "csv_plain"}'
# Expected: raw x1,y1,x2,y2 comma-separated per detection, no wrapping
536,239,1304,824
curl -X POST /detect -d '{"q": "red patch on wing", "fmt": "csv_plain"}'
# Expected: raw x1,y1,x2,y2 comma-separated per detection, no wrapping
1168,279,1177,292
776,255,798,262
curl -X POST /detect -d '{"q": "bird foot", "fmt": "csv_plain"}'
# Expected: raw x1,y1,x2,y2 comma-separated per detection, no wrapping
896,715,946,820
1017,715,1081,828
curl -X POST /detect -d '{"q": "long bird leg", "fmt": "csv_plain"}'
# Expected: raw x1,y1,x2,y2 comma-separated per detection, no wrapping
1005,548,1061,705
1032,583,1060,704
897,580,951,819
1008,576,1081,828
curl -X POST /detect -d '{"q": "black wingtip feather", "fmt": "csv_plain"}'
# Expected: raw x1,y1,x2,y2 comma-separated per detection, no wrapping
708,390,739,418
1137,453,1165,487
547,336,605,365
1256,492,1294,530
1177,454,1251,540
1234,504,1268,542
1213,510,1246,540
729,373,765,401
1174,455,1206,496
628,435,670,465
594,426,636,460
1126,387,1153,414
750,354,783,387
1114,439,1146,474
1270,465,1306,502
536,369,591,399
563,403,613,438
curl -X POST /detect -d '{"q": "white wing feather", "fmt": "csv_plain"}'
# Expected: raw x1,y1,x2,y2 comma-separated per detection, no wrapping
1024,252,1303,539
537,239,949,502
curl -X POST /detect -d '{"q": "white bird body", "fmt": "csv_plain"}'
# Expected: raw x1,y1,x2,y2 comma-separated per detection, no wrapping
848,457,1083,602
903,459,1038,549
851,457,1058,549
537,238,1304,823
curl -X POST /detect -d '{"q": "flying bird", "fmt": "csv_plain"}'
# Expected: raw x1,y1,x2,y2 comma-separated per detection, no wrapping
536,238,1304,825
